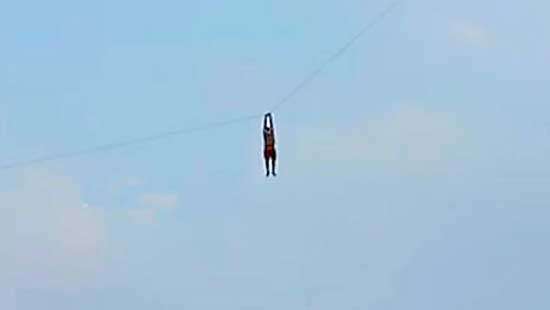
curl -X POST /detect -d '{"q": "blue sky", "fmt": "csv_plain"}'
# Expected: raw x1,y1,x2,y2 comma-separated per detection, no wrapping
3,0,550,309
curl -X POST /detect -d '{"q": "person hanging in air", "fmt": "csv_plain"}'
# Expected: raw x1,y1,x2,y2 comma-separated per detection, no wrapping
263,113,277,177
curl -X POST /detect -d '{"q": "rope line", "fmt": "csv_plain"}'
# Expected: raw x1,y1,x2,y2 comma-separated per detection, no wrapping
1,1,402,170
0,113,262,170
270,0,403,112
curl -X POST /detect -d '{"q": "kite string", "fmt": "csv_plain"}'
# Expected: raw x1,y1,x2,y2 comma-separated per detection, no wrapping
270,0,404,112
0,1,403,170
0,113,263,170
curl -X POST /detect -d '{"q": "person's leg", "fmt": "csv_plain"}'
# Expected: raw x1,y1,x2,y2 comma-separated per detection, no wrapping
271,150,277,176
264,150,270,177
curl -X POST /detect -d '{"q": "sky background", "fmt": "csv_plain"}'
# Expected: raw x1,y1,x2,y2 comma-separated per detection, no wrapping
3,0,550,309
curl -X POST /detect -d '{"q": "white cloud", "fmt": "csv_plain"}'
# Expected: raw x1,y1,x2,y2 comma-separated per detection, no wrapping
0,202,15,310
450,21,493,48
124,176,143,188
108,176,143,193
3,169,107,291
0,289,15,310
140,193,178,209
128,193,179,225
128,208,157,225
295,105,466,173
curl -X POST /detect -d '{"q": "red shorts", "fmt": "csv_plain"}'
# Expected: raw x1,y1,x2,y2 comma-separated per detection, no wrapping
264,148,277,160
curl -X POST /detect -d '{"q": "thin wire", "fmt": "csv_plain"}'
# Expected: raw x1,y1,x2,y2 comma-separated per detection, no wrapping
0,113,262,170
0,1,402,171
270,0,403,112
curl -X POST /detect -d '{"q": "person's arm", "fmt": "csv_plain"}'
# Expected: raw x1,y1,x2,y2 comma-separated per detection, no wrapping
268,113,274,130
268,114,275,142
263,114,269,130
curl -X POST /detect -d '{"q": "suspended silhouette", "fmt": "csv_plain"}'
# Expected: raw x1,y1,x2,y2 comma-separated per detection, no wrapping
263,113,277,177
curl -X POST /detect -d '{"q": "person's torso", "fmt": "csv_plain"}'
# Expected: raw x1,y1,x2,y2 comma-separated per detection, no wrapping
264,130,275,149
